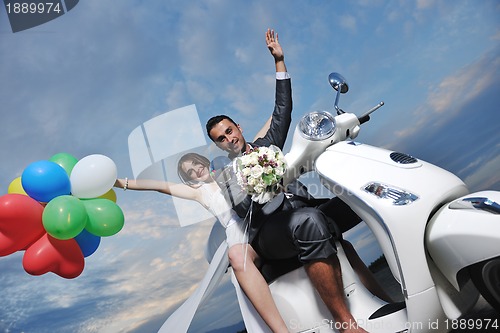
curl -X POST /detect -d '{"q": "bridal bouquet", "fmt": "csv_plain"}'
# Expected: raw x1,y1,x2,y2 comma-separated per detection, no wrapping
235,145,287,204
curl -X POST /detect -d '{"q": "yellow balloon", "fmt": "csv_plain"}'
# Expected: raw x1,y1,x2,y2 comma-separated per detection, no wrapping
8,177,27,195
98,188,117,203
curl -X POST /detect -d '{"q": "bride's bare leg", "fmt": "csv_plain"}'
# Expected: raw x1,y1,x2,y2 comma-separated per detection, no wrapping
229,244,289,333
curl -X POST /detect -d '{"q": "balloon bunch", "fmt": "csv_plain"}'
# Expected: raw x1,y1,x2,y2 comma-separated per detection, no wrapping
0,153,124,279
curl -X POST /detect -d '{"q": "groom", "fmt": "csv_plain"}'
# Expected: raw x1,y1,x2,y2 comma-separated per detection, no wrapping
207,29,366,333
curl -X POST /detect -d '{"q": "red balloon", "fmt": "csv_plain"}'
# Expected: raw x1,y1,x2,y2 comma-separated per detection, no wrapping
22,233,85,279
0,194,45,256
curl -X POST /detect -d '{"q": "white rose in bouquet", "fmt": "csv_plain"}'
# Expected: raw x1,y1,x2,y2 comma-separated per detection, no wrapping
234,145,287,203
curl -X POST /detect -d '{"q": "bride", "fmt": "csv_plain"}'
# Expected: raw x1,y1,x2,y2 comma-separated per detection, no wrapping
115,128,290,333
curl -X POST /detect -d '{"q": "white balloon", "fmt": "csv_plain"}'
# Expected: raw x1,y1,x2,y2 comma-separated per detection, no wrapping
70,154,117,199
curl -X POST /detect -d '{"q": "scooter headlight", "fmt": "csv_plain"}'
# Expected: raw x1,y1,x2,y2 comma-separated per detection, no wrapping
299,111,336,141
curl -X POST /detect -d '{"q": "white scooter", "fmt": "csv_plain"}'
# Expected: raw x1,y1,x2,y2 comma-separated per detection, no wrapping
260,72,500,333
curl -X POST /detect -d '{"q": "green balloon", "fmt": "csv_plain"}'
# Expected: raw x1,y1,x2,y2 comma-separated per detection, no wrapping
42,195,88,240
83,198,124,237
49,153,78,176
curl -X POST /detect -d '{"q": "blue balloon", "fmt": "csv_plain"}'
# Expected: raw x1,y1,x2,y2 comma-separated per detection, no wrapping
74,229,101,257
21,160,71,203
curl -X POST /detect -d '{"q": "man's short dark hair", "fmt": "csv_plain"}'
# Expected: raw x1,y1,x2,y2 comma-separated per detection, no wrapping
206,115,238,141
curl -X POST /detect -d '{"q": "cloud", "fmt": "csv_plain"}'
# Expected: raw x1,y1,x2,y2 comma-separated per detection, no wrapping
223,74,274,117
0,196,217,333
462,153,500,191
235,46,253,65
339,15,357,34
175,1,241,79
164,80,191,111
74,220,216,333
0,0,183,191
416,0,435,10
394,49,499,140
493,30,500,41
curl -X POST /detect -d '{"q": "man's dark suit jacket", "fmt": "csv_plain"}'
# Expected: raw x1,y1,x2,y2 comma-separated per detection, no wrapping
252,78,292,152
219,78,294,240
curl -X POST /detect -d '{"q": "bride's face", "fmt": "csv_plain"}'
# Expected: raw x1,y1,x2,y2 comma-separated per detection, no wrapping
181,159,210,183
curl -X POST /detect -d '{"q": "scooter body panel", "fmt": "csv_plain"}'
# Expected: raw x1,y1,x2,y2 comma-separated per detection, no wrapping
315,141,469,298
426,190,500,290
269,241,409,332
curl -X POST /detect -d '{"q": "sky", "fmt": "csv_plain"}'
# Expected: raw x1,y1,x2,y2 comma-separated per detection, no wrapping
0,0,499,332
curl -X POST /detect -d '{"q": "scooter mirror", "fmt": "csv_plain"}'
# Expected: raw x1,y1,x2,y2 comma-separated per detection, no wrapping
328,72,349,93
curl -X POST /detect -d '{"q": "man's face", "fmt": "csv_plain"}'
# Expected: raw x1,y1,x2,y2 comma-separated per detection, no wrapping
208,119,247,156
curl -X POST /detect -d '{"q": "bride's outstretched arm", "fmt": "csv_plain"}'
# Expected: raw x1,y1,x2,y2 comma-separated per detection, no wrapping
115,178,202,203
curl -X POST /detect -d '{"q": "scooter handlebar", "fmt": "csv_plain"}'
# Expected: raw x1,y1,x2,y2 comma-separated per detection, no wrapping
358,114,370,124
357,101,384,125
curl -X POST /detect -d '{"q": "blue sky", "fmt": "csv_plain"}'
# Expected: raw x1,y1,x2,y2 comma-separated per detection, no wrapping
0,1,499,332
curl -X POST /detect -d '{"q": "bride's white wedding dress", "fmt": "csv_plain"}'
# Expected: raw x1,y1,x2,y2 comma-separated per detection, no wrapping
157,182,272,333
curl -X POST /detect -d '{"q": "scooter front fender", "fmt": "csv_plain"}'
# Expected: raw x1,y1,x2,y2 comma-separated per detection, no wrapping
426,190,500,290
